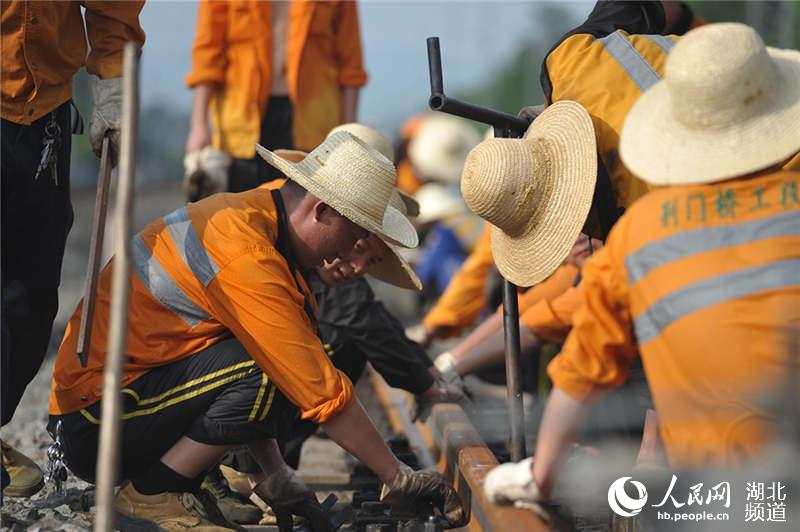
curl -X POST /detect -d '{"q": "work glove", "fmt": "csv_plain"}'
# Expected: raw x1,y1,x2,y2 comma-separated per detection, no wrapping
483,458,548,519
410,377,470,423
183,146,232,201
433,351,461,386
381,465,466,528
89,77,123,166
252,467,332,532
517,104,545,123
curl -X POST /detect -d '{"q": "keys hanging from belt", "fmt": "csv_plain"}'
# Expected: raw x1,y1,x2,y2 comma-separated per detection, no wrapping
34,112,62,185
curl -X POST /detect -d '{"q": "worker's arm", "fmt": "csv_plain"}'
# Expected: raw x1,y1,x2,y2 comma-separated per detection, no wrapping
342,86,360,123
334,0,367,122
186,83,216,153
83,1,146,79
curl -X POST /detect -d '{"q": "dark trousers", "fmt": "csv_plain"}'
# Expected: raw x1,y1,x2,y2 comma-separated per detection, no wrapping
228,96,293,192
1,101,74,425
48,338,297,484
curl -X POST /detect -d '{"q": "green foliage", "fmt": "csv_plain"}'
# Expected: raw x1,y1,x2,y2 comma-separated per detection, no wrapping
687,1,799,49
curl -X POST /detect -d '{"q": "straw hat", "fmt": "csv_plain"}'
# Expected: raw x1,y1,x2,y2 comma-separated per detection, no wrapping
408,115,481,183
271,148,422,290
413,183,466,225
460,101,597,287
256,131,418,248
620,23,800,185
326,124,420,217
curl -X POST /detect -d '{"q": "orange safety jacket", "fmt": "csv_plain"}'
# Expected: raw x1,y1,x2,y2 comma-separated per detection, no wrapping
549,170,800,467
185,0,367,156
49,188,355,424
1,0,145,124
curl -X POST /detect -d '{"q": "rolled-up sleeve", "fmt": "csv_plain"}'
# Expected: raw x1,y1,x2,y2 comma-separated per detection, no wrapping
185,0,229,87
84,1,146,79
547,244,638,401
333,0,367,87
208,251,355,424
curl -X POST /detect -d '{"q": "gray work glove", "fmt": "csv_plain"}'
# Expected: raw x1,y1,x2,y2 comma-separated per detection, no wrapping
517,104,546,123
410,377,469,423
252,467,332,532
183,146,232,201
89,77,123,165
381,466,466,528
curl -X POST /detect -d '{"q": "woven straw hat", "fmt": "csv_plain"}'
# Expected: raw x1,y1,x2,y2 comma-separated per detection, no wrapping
256,131,418,248
271,148,421,290
621,23,800,185
325,124,419,217
413,183,467,225
408,115,481,183
460,100,597,287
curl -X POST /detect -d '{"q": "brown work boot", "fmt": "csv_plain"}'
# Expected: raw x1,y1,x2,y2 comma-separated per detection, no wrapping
201,466,261,524
113,481,237,531
1,440,44,498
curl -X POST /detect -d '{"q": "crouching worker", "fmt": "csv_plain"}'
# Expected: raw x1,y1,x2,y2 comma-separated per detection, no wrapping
485,23,800,507
47,132,466,530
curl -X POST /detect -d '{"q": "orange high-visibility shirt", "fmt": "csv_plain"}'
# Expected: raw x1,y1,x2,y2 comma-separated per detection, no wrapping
185,0,367,156
423,225,494,336
549,170,800,467
1,0,145,123
520,280,582,345
49,188,355,424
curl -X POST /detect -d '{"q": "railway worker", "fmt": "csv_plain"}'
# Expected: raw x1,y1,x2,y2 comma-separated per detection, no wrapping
183,0,367,197
1,1,145,498
47,133,465,531
484,21,800,506
409,0,705,349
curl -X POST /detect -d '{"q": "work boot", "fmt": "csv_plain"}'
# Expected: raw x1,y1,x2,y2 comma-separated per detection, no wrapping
1,440,44,498
113,481,237,531
201,466,261,524
219,464,252,496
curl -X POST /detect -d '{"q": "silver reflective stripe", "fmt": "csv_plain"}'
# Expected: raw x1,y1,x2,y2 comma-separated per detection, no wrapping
596,31,661,91
163,207,220,287
626,210,800,284
131,234,209,327
642,34,675,54
634,258,800,344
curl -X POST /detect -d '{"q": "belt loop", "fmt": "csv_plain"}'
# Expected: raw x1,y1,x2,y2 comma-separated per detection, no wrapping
69,99,84,135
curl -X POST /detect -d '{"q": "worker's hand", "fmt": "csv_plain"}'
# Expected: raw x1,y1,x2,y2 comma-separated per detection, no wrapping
252,467,332,532
517,104,545,123
484,458,549,517
183,147,231,201
381,466,466,527
89,77,123,166
410,376,469,423
433,351,460,384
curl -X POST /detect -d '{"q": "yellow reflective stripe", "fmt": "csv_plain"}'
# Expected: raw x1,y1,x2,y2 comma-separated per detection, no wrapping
121,388,141,402
248,373,269,422
80,408,101,425
136,360,255,406
259,384,278,422
122,371,252,420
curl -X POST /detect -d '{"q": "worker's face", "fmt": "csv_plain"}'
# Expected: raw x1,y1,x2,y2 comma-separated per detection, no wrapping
316,234,390,287
309,203,372,269
565,233,604,270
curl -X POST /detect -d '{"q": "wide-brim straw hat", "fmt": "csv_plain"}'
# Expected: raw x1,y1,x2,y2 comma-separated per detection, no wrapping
620,23,800,185
413,183,467,225
272,148,421,291
460,100,596,287
325,124,420,217
408,114,481,184
256,131,418,248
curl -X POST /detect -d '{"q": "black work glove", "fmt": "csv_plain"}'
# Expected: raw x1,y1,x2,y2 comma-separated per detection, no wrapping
253,468,332,532
381,466,467,528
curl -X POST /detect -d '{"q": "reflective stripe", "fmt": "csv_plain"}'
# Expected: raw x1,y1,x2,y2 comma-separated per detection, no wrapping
642,34,676,54
131,235,209,327
163,207,220,287
634,258,800,344
626,210,800,283
596,31,661,91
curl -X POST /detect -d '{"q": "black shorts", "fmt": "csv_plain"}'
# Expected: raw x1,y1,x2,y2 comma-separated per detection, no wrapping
49,338,298,484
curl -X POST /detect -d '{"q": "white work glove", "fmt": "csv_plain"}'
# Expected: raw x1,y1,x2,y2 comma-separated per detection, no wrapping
252,466,331,532
183,146,232,202
483,458,549,518
89,77,123,165
433,351,460,385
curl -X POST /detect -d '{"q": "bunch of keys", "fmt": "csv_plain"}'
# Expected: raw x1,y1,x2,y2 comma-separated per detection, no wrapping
34,112,62,185
44,419,69,493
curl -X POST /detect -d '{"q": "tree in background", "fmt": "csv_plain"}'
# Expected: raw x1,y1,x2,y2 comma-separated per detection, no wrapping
688,1,797,48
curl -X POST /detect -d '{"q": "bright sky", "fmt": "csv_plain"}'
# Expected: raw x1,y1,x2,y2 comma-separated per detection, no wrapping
139,1,592,132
